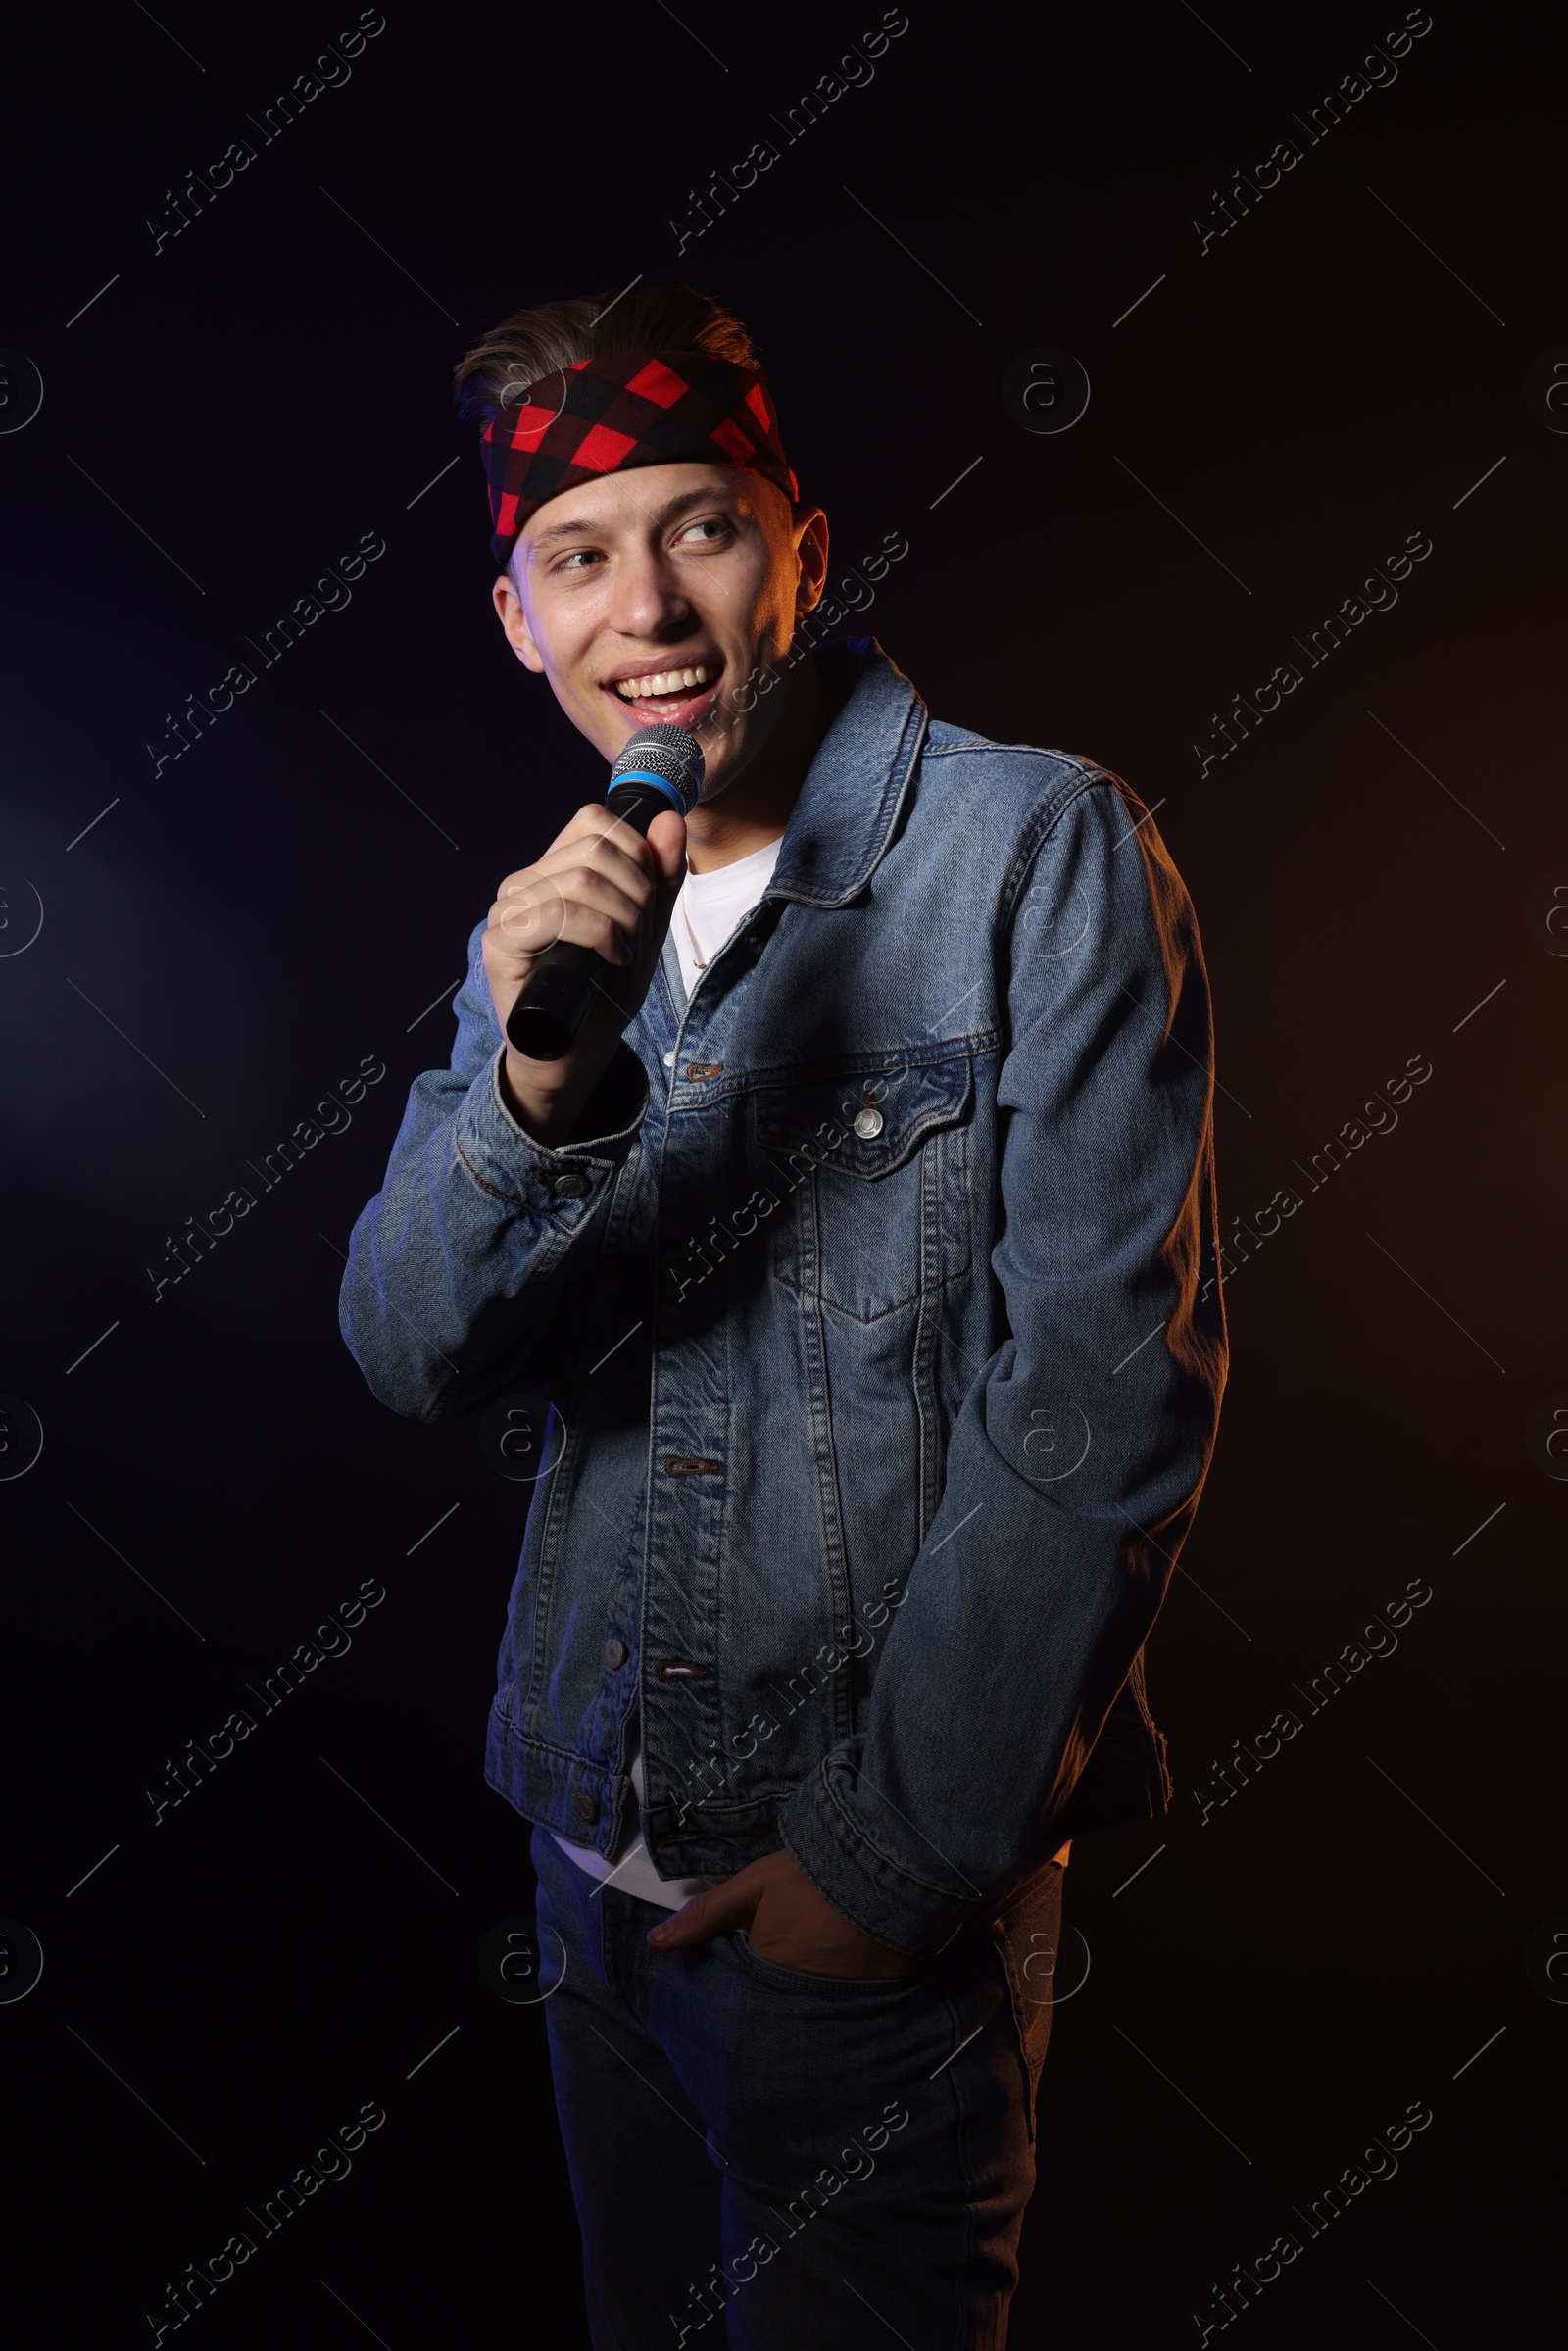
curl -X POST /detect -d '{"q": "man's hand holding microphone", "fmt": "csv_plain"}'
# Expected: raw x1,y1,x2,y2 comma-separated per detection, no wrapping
481,726,704,1144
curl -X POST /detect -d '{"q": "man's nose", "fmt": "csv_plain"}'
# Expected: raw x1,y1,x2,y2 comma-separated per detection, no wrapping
607,553,694,639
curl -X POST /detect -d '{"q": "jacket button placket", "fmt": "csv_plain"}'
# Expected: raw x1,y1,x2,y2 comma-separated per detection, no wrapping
643,1060,731,1834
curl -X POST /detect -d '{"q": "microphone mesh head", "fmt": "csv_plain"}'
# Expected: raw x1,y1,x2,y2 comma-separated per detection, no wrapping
609,724,705,815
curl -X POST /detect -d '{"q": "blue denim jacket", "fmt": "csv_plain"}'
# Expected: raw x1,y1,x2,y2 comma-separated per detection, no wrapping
340,641,1228,1954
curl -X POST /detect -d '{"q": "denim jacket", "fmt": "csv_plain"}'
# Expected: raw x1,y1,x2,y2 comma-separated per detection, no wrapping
340,641,1227,1954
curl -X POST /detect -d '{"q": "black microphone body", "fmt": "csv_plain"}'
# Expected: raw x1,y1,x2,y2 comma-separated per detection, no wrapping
506,725,706,1064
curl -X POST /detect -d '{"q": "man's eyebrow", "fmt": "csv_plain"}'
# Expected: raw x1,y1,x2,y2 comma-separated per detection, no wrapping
527,485,737,551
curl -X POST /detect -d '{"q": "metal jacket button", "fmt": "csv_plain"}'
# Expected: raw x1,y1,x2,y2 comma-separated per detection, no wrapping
603,1637,628,1669
575,1791,597,1822
551,1171,588,1199
853,1105,884,1139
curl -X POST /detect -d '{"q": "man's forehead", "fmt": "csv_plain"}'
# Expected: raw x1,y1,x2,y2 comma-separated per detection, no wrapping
520,462,747,555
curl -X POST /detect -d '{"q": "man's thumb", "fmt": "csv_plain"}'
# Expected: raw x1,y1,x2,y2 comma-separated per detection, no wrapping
645,808,689,892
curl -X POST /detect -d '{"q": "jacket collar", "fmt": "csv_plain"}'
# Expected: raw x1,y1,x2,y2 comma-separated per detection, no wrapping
763,639,927,908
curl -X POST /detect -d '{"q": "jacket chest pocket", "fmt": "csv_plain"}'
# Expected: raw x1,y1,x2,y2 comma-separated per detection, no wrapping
754,1054,974,1322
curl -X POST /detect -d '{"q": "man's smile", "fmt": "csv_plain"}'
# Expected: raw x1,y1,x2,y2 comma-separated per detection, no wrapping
601,653,725,730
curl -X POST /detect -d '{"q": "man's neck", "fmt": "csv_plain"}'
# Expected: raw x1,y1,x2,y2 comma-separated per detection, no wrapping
684,654,835,873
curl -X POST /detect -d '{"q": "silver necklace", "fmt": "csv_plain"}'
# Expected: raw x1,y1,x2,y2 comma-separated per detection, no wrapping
679,889,709,970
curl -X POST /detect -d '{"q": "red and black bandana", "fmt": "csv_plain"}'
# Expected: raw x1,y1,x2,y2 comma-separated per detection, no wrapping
480,348,799,571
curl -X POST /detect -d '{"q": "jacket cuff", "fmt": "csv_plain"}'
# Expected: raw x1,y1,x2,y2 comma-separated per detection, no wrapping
453,1043,649,1216
777,1741,981,1957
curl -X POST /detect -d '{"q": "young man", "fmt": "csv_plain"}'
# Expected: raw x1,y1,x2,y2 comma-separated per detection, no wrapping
341,284,1228,2347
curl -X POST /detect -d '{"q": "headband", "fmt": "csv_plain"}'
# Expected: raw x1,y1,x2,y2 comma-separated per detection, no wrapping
480,348,799,571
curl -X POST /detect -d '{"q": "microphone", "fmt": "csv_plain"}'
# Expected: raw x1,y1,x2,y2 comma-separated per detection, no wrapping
506,723,706,1063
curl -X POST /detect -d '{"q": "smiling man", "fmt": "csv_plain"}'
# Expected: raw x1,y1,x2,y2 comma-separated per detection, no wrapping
341,284,1228,2347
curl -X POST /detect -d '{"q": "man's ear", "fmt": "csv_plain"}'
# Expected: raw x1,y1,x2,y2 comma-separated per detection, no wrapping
491,567,547,673
792,505,830,619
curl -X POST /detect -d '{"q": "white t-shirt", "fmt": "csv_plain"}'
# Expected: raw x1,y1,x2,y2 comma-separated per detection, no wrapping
670,836,783,999
551,834,783,1910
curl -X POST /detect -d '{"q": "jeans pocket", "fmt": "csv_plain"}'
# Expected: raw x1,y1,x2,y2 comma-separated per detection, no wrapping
728,1927,929,1999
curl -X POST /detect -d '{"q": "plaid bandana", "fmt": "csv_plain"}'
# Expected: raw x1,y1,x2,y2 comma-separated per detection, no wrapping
480,348,799,570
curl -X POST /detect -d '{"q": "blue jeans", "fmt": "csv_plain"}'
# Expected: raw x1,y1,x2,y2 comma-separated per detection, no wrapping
530,1825,1064,2349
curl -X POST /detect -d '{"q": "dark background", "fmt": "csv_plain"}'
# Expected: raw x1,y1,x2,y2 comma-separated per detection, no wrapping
1,1,1561,2342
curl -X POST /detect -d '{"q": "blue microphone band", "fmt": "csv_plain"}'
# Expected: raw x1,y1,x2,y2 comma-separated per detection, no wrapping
607,769,690,809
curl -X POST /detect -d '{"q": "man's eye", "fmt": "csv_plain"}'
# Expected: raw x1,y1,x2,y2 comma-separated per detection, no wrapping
679,518,729,545
557,549,603,571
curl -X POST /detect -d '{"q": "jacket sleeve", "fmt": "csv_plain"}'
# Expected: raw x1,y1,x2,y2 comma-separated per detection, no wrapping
338,919,650,1421
778,775,1229,1953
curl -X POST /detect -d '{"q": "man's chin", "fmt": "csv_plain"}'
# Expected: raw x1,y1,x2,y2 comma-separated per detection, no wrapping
688,709,774,805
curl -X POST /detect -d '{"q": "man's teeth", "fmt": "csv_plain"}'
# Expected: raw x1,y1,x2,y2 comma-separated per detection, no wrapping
615,664,710,701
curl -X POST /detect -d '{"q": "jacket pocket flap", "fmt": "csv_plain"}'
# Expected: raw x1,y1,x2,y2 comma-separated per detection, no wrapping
754,1053,973,1181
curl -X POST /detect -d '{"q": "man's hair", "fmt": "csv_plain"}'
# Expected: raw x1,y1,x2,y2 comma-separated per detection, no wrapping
453,283,768,424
